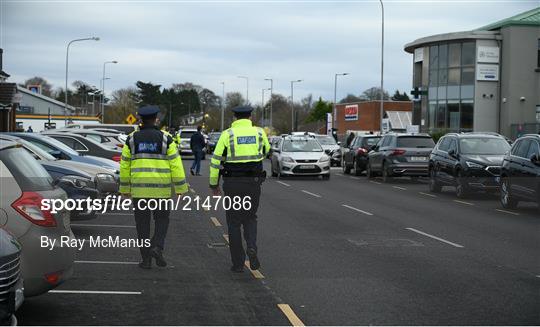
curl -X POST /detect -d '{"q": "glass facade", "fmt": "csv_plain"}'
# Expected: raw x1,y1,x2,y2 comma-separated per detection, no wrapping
427,41,475,132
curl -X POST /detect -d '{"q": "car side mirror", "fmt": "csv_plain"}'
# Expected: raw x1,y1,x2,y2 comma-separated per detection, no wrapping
50,150,63,159
531,154,540,166
448,149,456,157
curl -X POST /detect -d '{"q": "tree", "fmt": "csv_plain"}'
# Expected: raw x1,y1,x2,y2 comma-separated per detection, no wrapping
339,93,364,104
391,90,411,101
306,97,332,123
361,87,389,101
21,76,53,97
107,87,138,123
135,81,162,105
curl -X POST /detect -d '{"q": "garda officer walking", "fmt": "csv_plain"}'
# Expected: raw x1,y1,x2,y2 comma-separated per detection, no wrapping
120,105,188,269
209,106,271,273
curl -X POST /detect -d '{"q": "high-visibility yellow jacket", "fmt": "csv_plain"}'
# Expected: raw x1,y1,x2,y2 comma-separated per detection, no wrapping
119,127,188,198
209,119,271,187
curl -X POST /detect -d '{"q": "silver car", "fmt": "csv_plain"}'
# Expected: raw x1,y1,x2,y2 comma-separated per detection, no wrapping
0,228,24,325
0,140,75,297
270,136,331,179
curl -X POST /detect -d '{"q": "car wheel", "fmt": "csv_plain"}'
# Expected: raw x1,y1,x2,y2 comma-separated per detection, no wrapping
500,176,518,209
428,167,442,193
354,159,363,176
366,162,374,179
455,170,469,198
382,161,392,183
271,165,278,177
342,159,351,174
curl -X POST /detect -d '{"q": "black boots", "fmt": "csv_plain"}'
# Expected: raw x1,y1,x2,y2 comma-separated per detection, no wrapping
150,246,167,267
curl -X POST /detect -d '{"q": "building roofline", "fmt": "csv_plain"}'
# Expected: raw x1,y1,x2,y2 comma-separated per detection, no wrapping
404,30,500,53
336,100,412,106
17,85,76,111
476,7,540,31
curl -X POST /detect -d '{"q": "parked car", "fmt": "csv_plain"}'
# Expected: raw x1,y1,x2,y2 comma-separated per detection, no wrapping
314,134,341,166
41,132,122,162
342,134,381,175
56,129,125,149
0,228,24,326
8,133,119,172
270,135,331,179
177,127,205,158
206,132,221,154
428,133,511,198
65,123,137,134
500,134,540,211
0,140,75,296
267,136,282,158
367,133,435,182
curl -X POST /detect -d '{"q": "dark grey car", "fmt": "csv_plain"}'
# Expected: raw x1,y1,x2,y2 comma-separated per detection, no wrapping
42,132,122,162
367,133,435,182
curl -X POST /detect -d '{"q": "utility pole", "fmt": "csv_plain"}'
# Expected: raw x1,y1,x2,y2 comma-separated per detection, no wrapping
379,0,385,133
237,76,249,104
290,79,302,132
333,73,349,134
220,81,225,131
265,78,273,127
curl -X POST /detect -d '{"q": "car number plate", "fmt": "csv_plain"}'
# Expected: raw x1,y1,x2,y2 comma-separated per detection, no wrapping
299,165,315,169
410,156,427,161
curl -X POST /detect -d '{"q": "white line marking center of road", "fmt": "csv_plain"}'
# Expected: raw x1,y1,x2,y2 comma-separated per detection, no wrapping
495,209,520,216
406,228,464,248
419,192,437,198
276,181,291,187
393,186,407,190
342,204,373,216
453,200,474,206
301,190,321,198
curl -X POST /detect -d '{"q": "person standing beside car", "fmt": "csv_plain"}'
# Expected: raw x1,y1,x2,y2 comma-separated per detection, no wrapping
119,105,188,269
190,125,206,176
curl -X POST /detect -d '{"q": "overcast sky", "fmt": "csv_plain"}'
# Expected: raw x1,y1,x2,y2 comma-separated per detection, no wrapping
1,0,538,104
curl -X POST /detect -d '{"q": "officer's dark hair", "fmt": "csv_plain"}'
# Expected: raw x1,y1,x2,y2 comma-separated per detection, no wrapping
234,112,251,120
197,125,202,131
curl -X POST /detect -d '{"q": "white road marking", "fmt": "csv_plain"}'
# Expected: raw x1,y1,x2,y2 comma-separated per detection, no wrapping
276,181,291,187
301,190,321,198
75,260,139,265
393,186,407,190
210,217,222,227
453,200,474,206
349,176,361,180
49,290,141,295
342,204,373,216
406,228,464,248
71,224,136,228
495,209,520,216
369,180,382,185
419,192,437,198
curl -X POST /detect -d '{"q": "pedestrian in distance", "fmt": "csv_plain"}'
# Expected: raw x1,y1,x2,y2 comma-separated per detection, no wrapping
190,125,206,176
119,105,188,269
209,106,271,273
26,126,33,133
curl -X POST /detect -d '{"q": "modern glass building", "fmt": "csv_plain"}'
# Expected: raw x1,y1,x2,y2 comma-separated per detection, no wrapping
404,7,540,138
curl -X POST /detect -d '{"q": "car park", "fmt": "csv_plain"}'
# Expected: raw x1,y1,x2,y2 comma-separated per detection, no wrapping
342,134,381,175
270,135,331,179
0,141,75,297
314,134,341,166
41,132,123,162
54,129,125,149
428,133,511,198
367,133,435,182
9,133,120,171
0,228,24,326
500,134,540,211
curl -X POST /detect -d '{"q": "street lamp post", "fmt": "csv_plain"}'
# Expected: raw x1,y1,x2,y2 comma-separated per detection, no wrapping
261,88,266,124
264,78,273,127
290,79,302,132
64,36,99,126
101,60,118,123
237,76,249,104
379,0,385,133
220,81,225,131
333,73,349,134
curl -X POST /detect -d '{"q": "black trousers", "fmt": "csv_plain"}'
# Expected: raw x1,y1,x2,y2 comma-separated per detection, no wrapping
133,198,171,259
222,176,262,268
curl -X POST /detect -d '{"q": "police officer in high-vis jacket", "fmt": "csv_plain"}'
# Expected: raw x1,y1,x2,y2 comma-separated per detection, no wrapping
120,105,188,269
209,106,271,273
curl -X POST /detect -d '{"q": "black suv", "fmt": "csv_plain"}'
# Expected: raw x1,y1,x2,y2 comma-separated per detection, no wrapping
428,133,511,198
500,134,540,211
342,134,381,175
367,133,435,182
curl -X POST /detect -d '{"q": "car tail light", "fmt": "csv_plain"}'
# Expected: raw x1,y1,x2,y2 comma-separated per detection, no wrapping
357,148,368,155
116,144,124,148
112,155,122,162
11,192,57,227
44,271,63,285
390,149,406,156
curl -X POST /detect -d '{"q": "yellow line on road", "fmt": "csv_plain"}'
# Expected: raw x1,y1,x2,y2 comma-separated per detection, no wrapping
244,261,265,279
278,304,305,326
495,209,520,216
210,217,222,227
453,200,474,206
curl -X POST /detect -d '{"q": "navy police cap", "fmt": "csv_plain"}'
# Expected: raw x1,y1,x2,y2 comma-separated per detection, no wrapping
137,105,160,117
231,105,254,114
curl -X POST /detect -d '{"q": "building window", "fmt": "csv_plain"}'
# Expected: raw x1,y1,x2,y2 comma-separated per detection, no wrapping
461,101,474,131
536,105,540,123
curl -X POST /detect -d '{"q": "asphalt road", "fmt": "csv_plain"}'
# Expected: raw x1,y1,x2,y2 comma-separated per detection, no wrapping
18,158,540,325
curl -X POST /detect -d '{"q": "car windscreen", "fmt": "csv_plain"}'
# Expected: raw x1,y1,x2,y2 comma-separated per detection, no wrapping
282,139,323,152
315,136,337,145
180,131,195,139
27,135,80,156
459,138,511,155
0,147,54,191
21,140,57,161
364,137,381,146
86,134,103,143
396,136,435,148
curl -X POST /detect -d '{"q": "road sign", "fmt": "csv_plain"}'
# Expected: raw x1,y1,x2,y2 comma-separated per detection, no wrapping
344,104,358,121
125,114,137,125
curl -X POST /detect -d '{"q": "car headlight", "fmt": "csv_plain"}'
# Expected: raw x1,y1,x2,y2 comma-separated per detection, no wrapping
96,173,115,183
319,155,330,162
282,156,295,163
60,175,94,189
465,161,484,169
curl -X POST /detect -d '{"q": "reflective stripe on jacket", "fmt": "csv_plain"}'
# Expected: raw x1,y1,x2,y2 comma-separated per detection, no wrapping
119,128,188,198
209,119,271,187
